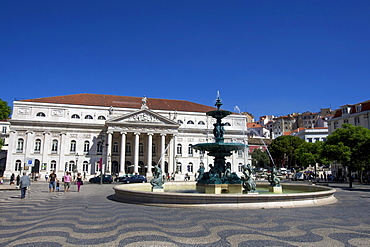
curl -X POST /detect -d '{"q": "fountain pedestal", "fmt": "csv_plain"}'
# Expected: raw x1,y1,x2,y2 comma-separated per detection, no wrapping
152,187,164,192
269,186,283,193
196,183,243,194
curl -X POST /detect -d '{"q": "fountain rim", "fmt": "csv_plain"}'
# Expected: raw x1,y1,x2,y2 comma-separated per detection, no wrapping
112,182,337,209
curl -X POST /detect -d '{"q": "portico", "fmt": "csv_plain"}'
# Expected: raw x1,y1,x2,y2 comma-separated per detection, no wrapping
104,108,180,178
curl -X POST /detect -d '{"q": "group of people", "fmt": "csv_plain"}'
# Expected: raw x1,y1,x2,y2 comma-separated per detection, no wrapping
48,171,83,193
16,170,84,199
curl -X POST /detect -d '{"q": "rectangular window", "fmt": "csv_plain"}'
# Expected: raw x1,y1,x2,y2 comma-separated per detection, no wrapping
2,126,6,134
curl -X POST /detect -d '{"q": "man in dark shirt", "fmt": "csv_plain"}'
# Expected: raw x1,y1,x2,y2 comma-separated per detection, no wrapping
49,170,57,192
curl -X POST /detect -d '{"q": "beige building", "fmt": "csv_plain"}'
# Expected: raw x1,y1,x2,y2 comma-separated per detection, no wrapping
4,94,248,179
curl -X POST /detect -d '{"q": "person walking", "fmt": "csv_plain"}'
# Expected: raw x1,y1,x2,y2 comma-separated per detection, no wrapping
49,170,57,192
10,173,15,185
19,172,31,199
76,173,83,192
63,172,72,192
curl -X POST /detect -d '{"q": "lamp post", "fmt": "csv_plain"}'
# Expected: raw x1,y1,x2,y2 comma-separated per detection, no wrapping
74,153,79,181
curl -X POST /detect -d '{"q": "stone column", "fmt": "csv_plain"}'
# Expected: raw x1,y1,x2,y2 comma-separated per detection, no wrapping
160,133,166,170
42,132,51,171
120,132,126,174
25,131,33,163
146,133,153,177
168,134,176,174
4,131,17,176
106,131,113,174
58,132,67,172
134,132,140,174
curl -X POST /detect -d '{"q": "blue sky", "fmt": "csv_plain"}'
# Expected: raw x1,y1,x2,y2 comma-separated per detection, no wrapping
1,1,370,119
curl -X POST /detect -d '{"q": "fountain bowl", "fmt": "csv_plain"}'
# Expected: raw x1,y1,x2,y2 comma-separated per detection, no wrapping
112,182,336,209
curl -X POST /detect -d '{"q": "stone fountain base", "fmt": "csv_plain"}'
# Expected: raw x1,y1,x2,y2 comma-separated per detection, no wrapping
196,183,243,194
112,182,337,209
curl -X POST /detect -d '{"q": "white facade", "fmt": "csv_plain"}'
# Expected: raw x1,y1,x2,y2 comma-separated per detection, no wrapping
292,128,329,143
4,95,248,179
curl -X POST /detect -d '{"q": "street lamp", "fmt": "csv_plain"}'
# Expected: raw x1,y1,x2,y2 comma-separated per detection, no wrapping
74,153,79,180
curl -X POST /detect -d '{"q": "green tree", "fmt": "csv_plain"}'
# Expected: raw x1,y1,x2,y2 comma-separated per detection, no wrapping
251,148,270,169
0,99,11,120
295,141,330,175
0,138,4,150
269,135,305,168
322,124,370,188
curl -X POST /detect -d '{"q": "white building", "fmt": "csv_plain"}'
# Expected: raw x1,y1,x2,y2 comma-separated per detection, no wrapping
0,120,10,176
291,127,329,143
4,94,248,179
328,100,370,134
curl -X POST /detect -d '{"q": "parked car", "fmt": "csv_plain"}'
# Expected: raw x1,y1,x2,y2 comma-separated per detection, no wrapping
89,175,113,184
292,172,304,181
121,175,147,184
114,174,132,182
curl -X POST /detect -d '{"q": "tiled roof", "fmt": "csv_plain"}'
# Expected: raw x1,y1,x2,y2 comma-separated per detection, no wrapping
247,122,263,128
20,93,217,113
333,100,370,119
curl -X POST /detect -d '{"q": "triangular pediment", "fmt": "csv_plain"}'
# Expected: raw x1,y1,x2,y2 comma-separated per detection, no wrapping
106,109,179,127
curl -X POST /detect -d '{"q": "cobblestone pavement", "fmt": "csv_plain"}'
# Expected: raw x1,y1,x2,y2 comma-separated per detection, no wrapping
1,181,370,247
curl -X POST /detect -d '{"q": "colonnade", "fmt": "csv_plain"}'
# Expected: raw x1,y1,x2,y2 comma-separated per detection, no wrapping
105,131,176,177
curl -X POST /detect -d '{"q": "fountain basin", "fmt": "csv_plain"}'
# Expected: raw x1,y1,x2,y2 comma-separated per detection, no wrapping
192,142,246,156
113,182,336,209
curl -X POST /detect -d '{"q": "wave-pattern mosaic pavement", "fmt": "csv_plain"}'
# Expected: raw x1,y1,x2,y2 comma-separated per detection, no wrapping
1,182,370,246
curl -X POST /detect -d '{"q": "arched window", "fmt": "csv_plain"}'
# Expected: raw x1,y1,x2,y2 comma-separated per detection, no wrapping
177,120,183,124
84,141,90,153
36,112,46,117
187,120,194,124
17,138,24,153
85,115,93,119
83,161,89,172
139,143,144,156
68,161,75,172
98,116,106,120
15,160,22,171
187,163,193,173
70,140,76,153
238,163,243,172
224,122,231,126
34,139,41,153
188,144,193,156
176,162,182,173
198,121,205,125
177,144,182,155
97,141,103,154
50,160,57,171
51,140,58,153
126,142,131,155
71,114,80,119
113,142,119,153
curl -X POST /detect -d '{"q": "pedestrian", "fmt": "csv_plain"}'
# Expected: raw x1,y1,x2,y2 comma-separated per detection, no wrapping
76,173,83,192
49,170,57,192
63,172,72,192
10,173,15,185
56,179,60,192
45,173,49,181
19,172,31,199
16,174,20,186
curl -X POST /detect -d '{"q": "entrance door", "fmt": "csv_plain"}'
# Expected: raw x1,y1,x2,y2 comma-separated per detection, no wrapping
31,159,40,174
112,161,119,175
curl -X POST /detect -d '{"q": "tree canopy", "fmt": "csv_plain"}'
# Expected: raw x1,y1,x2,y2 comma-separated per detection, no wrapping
268,135,305,167
322,124,370,187
0,99,11,120
250,148,270,169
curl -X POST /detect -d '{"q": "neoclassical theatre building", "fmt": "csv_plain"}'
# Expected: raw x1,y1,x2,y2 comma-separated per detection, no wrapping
5,94,248,179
